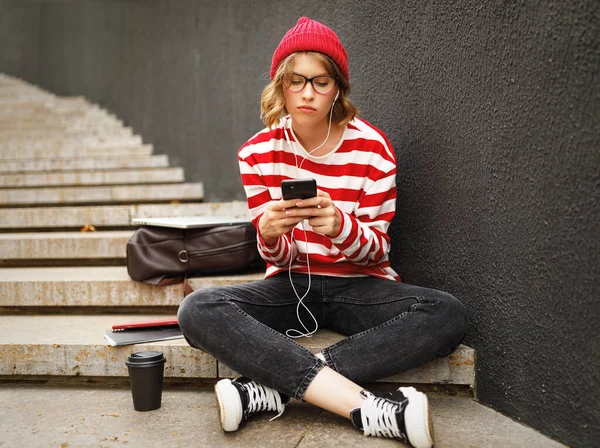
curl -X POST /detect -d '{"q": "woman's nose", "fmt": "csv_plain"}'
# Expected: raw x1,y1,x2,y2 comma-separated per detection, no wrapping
301,82,316,100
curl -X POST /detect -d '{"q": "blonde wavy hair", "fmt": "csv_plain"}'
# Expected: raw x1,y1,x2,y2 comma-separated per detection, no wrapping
260,51,358,129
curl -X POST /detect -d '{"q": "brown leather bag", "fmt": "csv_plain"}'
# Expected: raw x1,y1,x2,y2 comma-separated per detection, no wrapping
126,224,263,285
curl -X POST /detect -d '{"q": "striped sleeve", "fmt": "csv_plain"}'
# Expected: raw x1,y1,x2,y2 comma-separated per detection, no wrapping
238,132,297,267
330,165,396,266
255,224,298,266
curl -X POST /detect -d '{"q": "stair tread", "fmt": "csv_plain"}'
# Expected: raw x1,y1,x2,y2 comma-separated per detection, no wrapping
0,265,140,281
0,144,151,160
0,231,131,260
0,167,184,188
0,182,204,205
0,314,474,385
1,314,182,344
0,155,169,173
0,137,142,148
0,267,263,306
0,266,262,282
3,230,132,237
0,201,249,229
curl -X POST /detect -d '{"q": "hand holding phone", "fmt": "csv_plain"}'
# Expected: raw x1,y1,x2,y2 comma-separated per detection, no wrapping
277,179,341,238
281,178,317,200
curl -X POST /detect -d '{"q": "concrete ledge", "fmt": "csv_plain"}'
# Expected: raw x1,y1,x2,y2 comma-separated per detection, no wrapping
0,315,475,387
0,144,152,160
0,267,263,306
0,231,133,260
0,102,105,116
0,155,169,173
219,333,475,386
0,114,123,128
0,182,204,206
0,201,249,229
0,125,132,134
0,137,144,153
0,167,185,188
1,333,217,379
0,130,134,142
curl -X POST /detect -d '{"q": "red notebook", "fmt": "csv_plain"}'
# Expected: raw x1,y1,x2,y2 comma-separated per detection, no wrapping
111,319,179,330
104,318,182,346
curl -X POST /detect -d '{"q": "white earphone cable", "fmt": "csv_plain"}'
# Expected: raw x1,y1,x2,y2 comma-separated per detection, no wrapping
283,92,338,339
285,225,318,338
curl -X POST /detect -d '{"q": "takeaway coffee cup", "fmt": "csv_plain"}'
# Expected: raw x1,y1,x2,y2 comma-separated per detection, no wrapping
126,351,167,411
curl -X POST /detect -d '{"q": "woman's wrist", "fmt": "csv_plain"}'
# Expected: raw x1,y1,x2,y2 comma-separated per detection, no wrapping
261,235,279,247
258,213,279,246
326,207,343,238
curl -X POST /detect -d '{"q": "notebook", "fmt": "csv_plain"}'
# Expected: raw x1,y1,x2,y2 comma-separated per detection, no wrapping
104,318,183,346
131,215,251,229
104,327,184,346
111,318,179,330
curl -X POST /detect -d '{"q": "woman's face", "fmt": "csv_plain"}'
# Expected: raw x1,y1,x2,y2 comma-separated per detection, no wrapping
283,53,338,129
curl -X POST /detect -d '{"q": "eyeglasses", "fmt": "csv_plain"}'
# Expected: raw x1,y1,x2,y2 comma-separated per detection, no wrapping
284,74,338,95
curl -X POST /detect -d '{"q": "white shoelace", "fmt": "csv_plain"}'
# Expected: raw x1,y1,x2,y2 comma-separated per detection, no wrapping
361,391,403,438
244,381,286,421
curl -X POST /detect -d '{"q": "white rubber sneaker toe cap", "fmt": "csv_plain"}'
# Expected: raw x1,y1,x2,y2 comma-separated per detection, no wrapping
399,386,434,448
215,379,243,432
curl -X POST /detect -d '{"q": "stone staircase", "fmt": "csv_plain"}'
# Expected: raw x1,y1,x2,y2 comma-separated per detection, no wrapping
0,73,475,389
0,74,570,448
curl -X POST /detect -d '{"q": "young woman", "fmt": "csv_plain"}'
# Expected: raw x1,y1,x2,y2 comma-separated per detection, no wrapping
178,17,466,448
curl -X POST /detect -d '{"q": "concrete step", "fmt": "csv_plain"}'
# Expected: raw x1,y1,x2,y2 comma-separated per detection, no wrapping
0,314,475,387
0,182,204,206
0,231,133,262
0,138,145,154
0,143,152,160
0,106,121,123
0,110,122,129
0,121,126,132
0,386,565,448
0,117,124,131
0,119,130,127
0,154,169,173
0,109,118,123
0,167,185,188
0,131,141,142
0,127,133,138
0,94,113,114
0,201,248,229
0,267,262,307
0,92,93,107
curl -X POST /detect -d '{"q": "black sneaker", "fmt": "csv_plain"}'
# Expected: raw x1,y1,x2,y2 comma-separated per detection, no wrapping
214,377,290,432
350,386,434,447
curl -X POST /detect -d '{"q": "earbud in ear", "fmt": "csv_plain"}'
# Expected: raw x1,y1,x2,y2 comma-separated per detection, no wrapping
334,90,340,102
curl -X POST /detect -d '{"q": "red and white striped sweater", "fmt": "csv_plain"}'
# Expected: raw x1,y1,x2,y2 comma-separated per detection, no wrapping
238,116,400,281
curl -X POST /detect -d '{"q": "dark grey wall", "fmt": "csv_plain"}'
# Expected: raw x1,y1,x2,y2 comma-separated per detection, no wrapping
1,1,598,446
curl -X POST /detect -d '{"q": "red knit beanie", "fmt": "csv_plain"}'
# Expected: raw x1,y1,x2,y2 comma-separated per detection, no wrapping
270,17,349,80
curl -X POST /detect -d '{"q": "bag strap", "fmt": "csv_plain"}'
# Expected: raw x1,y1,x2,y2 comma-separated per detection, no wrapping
155,275,194,296
183,276,195,296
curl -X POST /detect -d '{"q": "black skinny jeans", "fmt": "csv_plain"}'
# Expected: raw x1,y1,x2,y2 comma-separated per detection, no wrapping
177,272,467,400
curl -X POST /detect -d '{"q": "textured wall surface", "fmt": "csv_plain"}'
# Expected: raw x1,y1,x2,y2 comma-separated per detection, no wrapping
1,1,598,446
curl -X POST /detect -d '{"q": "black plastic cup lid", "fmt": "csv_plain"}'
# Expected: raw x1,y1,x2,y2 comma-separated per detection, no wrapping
127,351,165,364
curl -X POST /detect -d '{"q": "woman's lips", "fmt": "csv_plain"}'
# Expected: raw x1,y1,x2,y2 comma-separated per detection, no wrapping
298,106,316,113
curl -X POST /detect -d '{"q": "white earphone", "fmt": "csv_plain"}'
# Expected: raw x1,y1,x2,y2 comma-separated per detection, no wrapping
281,88,340,339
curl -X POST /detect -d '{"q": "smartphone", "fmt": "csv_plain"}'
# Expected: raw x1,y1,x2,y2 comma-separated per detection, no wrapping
281,178,317,200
